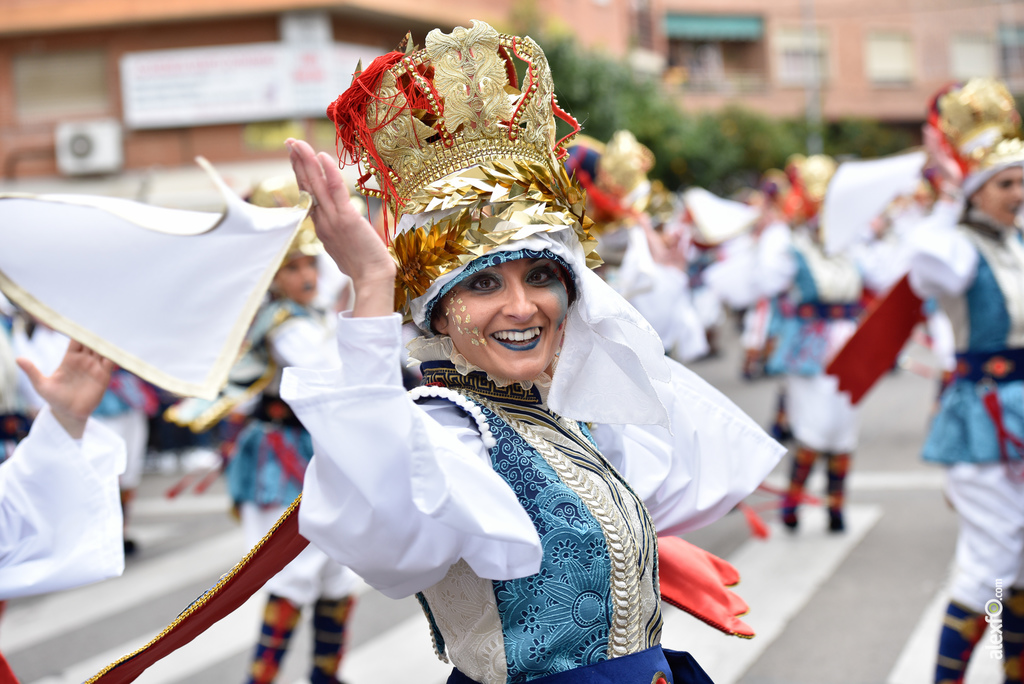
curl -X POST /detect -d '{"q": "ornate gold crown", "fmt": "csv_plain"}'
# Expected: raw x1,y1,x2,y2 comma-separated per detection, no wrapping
327,20,599,313
248,174,324,259
787,153,837,205
937,78,1021,161
565,130,655,234
598,130,655,207
977,136,1024,173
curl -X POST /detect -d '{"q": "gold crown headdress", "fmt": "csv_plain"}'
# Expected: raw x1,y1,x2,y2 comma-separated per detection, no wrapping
930,79,1024,195
327,20,599,312
936,78,1020,162
598,131,655,206
565,130,655,233
786,154,837,206
976,136,1024,173
248,174,324,259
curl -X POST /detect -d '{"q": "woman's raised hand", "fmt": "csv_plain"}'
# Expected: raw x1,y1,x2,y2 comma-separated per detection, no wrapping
17,341,115,439
286,138,397,317
922,124,964,197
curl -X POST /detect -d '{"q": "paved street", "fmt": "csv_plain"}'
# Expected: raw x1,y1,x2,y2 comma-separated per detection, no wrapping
1,324,1008,683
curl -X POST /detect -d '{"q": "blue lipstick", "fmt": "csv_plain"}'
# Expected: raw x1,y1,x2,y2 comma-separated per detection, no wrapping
495,337,540,351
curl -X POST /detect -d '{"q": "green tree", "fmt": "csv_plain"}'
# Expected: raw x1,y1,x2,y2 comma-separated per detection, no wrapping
539,32,919,193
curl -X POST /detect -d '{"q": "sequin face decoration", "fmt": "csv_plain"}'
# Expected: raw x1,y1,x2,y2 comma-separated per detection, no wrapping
435,258,570,382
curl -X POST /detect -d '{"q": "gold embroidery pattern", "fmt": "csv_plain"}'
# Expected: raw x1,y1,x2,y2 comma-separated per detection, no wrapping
471,395,645,658
426,23,514,141
495,400,664,648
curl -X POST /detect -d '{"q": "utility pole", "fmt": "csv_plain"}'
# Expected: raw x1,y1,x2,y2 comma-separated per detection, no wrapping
802,0,823,154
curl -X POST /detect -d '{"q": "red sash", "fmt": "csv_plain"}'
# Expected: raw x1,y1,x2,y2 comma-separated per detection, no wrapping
0,650,18,684
85,513,755,681
85,500,308,683
826,275,924,404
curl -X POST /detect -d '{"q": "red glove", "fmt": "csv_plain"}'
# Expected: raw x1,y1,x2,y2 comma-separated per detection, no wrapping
658,535,754,638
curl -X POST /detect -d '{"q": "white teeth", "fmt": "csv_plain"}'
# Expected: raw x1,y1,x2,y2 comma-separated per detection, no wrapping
493,327,540,342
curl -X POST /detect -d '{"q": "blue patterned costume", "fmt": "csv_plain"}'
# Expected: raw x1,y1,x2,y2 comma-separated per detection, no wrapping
411,362,710,684
766,237,863,377
224,299,316,508
922,225,1024,466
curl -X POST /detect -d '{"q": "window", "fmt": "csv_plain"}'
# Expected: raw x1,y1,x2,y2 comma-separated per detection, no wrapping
866,32,913,86
951,34,996,80
13,50,109,121
1000,25,1024,87
664,15,767,93
776,27,829,87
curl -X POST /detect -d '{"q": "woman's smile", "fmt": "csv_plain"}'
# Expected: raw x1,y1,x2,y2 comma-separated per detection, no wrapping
492,327,542,349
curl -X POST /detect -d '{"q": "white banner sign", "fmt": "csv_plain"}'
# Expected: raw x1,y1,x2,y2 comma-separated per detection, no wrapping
120,42,384,130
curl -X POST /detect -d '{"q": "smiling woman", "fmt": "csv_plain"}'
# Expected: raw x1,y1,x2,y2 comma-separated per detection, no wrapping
431,258,571,383
281,19,784,684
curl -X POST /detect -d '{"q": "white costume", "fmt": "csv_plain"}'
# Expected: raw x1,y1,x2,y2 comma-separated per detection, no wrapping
907,199,1024,611
236,306,359,605
283,21,784,683
0,407,125,599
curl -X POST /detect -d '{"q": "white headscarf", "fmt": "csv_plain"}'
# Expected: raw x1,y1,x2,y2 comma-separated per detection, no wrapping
405,221,674,428
963,158,1024,199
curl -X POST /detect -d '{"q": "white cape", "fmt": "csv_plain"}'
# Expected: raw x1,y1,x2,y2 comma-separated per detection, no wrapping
0,158,309,399
822,150,926,256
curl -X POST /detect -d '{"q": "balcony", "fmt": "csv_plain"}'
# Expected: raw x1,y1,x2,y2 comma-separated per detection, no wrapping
665,67,768,94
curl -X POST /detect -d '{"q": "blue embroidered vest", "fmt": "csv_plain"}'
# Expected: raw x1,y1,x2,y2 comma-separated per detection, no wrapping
924,225,1024,465
411,362,663,684
223,299,317,506
766,235,863,376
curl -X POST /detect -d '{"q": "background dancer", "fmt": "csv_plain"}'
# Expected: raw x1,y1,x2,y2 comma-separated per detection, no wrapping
907,78,1024,684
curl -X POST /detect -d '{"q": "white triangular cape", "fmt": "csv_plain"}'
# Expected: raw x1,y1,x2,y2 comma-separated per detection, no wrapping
0,158,308,399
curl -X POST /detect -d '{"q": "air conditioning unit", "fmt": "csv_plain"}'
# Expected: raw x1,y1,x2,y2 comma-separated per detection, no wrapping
55,119,124,176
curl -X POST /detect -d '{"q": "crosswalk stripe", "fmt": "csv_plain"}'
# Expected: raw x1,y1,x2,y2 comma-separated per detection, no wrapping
27,594,263,684
887,571,1003,684
131,493,232,517
661,504,882,683
26,586,440,684
3,529,247,653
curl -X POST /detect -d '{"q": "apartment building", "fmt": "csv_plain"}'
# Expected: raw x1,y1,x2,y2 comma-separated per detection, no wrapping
1,0,1020,179
662,0,1024,121
0,0,645,179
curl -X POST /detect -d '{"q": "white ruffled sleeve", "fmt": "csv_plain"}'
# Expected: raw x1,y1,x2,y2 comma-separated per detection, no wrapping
282,313,542,599
268,315,339,370
703,222,795,309
754,221,798,299
0,407,126,599
907,200,978,299
591,358,786,536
